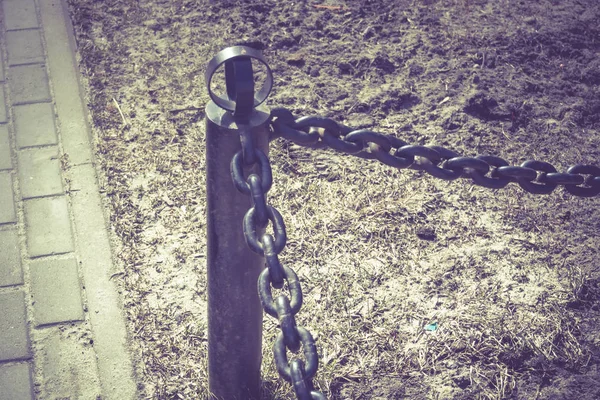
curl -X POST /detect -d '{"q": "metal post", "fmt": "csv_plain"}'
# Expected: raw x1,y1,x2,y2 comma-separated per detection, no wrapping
205,45,273,399
205,84,271,400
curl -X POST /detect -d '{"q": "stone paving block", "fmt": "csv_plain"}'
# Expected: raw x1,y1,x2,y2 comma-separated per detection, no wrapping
6,29,45,66
0,291,31,361
29,257,84,326
8,64,51,104
0,229,23,287
18,146,63,198
0,86,7,123
36,326,102,398
0,172,17,224
0,125,11,170
13,102,57,148
3,0,39,31
24,196,74,257
0,362,34,400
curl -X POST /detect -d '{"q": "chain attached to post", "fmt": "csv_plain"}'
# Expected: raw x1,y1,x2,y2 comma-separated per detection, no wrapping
231,130,326,399
206,45,275,400
207,44,599,399
207,45,326,399
270,107,600,197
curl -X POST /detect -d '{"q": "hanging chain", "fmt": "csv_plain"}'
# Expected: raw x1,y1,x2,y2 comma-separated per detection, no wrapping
269,108,600,198
231,125,327,400
229,108,599,398
208,43,599,399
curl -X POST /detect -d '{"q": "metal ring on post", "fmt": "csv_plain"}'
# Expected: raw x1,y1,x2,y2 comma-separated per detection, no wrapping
205,46,274,112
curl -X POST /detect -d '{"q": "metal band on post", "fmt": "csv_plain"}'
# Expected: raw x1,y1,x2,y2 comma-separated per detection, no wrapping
205,46,273,400
205,45,273,115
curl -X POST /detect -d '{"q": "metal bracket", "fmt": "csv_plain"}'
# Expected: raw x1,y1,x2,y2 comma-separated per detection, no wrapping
205,46,273,122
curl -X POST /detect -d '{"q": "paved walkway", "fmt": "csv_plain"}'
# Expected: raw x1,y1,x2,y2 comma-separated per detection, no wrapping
0,0,136,398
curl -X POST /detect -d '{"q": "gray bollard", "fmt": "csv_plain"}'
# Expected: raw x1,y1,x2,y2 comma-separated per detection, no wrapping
205,99,270,399
205,45,273,400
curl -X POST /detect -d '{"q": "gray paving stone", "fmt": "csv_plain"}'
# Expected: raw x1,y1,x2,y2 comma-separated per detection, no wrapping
0,172,17,224
24,196,74,257
3,0,39,31
0,291,31,361
18,146,63,199
0,229,23,287
29,257,84,326
6,29,45,66
0,86,7,123
0,125,11,170
8,64,51,104
36,326,102,398
13,102,57,148
0,362,34,400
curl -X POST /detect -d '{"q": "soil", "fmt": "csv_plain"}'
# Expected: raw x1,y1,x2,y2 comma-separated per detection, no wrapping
66,0,600,399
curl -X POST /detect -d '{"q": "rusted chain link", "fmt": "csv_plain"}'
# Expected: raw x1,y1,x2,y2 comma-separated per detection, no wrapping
231,126,326,400
269,108,600,197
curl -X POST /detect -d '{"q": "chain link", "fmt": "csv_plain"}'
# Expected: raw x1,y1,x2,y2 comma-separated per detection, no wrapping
270,107,600,198
230,132,325,399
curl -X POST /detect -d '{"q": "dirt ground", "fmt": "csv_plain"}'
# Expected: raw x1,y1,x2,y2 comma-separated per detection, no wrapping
66,0,600,398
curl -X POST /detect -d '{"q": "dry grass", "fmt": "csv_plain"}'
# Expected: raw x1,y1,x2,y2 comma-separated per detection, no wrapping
266,144,598,398
66,0,600,398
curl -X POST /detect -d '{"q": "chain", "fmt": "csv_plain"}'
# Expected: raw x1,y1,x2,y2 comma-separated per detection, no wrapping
231,126,327,400
269,108,600,198
229,108,598,398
